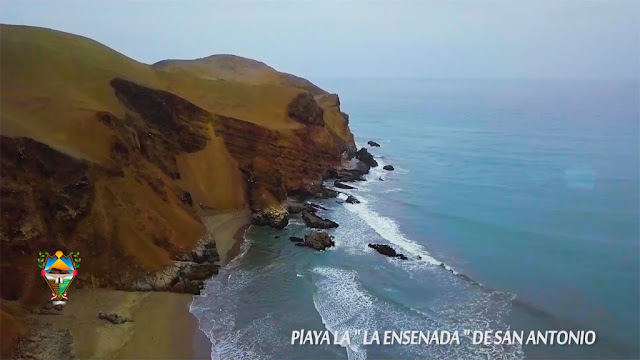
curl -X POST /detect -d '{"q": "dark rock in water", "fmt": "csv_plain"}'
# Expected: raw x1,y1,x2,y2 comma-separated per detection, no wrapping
98,311,132,324
301,202,327,213
367,141,381,147
353,159,371,174
289,236,304,243
301,210,338,229
368,244,408,260
378,177,384,181
334,180,357,189
346,195,360,204
416,255,422,260
356,147,378,168
368,244,397,257
383,165,395,171
274,235,280,238
306,202,328,211
296,231,335,251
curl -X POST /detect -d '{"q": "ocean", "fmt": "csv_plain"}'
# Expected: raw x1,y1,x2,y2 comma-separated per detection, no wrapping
191,79,639,359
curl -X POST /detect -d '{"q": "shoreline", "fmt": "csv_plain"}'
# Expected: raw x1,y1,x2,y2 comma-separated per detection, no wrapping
19,210,251,360
225,223,252,266
201,209,251,265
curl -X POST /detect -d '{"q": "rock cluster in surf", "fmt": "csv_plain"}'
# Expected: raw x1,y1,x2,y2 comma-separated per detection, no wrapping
368,244,409,260
295,231,335,251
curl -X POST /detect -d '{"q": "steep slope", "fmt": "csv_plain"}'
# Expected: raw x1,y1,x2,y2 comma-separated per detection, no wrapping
0,24,356,353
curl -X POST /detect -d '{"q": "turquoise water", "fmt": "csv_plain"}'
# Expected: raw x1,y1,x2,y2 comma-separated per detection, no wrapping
192,79,639,359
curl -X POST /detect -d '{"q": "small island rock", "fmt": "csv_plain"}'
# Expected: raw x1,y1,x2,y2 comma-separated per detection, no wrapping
356,148,378,168
296,231,335,251
301,210,339,229
334,180,357,189
368,243,408,260
346,195,360,204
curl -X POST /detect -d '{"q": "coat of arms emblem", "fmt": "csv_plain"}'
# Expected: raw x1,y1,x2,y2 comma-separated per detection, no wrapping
37,250,81,304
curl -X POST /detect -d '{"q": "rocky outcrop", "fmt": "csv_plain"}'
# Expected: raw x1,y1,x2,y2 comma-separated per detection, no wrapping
287,200,327,215
287,201,305,214
305,202,328,212
346,195,361,204
295,231,335,251
368,244,408,260
130,238,221,295
383,165,395,171
301,210,338,229
356,148,378,168
334,168,367,182
334,180,357,189
251,206,289,229
367,141,381,147
292,184,339,200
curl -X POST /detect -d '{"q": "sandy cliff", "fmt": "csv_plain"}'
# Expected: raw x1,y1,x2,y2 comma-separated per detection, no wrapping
0,24,355,355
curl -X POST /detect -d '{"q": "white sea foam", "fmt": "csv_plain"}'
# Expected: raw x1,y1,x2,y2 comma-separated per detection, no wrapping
311,267,373,360
310,266,523,360
189,234,260,360
383,187,403,193
343,194,442,266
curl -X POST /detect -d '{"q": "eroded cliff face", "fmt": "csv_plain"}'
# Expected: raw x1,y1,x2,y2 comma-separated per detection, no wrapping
1,28,356,356
0,25,355,323
1,76,354,299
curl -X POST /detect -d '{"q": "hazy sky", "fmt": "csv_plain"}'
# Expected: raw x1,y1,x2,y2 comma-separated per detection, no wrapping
1,1,638,79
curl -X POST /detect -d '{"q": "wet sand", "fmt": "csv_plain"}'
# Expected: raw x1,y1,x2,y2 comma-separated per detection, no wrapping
54,289,210,359
200,209,250,265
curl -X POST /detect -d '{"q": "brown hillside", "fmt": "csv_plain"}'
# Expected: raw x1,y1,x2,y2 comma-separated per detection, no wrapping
0,24,355,356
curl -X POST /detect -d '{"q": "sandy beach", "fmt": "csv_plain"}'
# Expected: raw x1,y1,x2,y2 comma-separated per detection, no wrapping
19,210,250,360
36,289,211,360
201,209,251,265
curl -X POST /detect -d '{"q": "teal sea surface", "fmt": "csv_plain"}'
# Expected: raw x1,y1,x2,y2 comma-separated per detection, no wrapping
191,79,639,359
